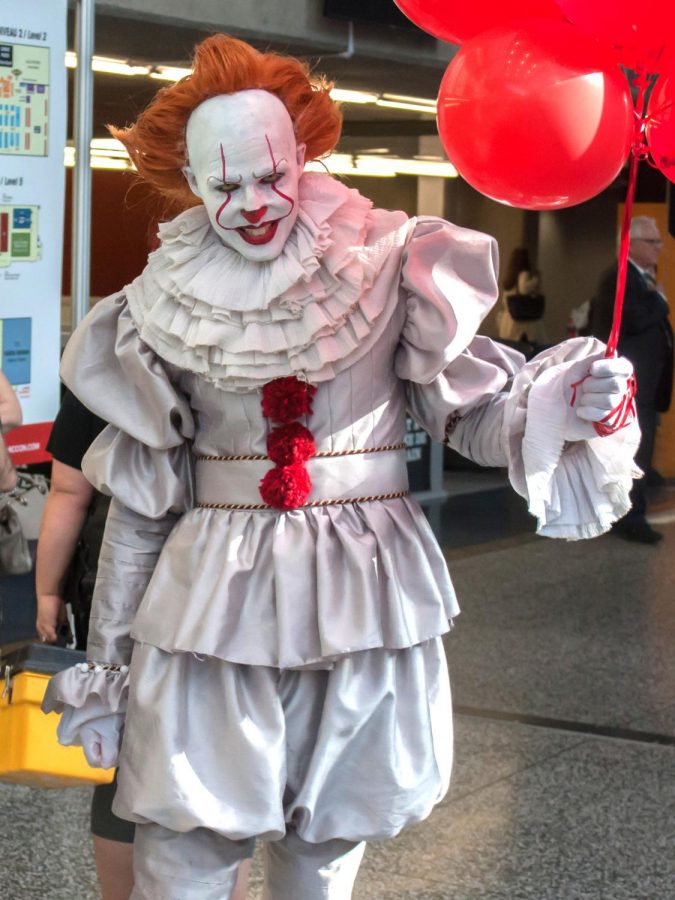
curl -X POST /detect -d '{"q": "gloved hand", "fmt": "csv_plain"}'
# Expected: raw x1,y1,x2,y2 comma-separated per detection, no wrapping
565,355,635,441
80,713,125,768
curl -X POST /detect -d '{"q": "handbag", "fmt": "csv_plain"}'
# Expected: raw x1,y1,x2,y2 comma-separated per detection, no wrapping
507,292,545,322
7,472,49,540
0,502,32,575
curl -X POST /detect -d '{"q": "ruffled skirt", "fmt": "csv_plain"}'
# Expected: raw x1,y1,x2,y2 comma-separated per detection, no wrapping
114,638,453,844
131,499,459,669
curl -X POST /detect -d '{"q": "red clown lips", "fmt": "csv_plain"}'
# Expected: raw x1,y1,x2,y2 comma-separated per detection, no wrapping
236,220,280,245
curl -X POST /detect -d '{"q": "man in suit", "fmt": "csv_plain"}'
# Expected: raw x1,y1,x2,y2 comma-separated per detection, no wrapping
591,216,674,543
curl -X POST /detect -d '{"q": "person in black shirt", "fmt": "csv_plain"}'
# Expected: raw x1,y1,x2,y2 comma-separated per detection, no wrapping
35,390,251,900
36,390,135,900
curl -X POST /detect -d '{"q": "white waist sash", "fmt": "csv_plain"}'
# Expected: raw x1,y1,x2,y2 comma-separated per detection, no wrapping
194,448,409,509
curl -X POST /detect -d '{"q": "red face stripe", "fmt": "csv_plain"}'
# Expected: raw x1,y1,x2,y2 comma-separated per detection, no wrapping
215,142,232,228
265,134,295,219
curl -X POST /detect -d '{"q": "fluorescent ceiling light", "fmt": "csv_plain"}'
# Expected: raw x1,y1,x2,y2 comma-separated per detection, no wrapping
65,51,150,77
390,158,457,177
375,98,437,115
89,156,131,170
63,139,456,178
63,51,438,113
64,143,133,171
92,56,151,77
381,93,437,108
329,88,378,104
150,65,192,82
308,153,456,178
91,138,127,153
305,155,393,178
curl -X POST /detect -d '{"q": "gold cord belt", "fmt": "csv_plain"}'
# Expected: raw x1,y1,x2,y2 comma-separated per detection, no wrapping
196,491,410,511
195,443,406,462
194,444,409,511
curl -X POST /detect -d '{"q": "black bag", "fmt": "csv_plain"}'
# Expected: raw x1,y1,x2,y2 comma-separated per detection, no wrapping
63,491,111,649
507,292,545,322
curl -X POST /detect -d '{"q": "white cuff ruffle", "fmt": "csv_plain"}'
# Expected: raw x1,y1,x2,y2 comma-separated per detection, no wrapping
42,664,130,746
503,337,641,539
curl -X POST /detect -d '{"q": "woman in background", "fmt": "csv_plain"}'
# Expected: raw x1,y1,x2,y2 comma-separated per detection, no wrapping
497,246,548,346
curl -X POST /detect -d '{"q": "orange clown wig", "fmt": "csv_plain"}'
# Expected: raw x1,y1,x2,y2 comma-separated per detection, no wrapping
110,34,343,211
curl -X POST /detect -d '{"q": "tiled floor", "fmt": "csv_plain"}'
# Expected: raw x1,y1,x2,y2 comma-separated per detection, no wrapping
2,475,675,899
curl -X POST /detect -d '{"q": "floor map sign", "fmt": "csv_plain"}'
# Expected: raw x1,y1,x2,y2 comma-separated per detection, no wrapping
0,42,50,156
0,1,66,463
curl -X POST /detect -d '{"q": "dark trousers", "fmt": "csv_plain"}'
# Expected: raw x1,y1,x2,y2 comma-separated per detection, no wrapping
628,402,658,519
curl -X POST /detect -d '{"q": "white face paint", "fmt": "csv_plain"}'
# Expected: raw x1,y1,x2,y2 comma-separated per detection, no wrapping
183,90,306,261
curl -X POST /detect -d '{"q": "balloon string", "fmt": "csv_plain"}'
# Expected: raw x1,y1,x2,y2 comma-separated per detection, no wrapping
570,371,637,438
605,72,650,359
571,73,648,438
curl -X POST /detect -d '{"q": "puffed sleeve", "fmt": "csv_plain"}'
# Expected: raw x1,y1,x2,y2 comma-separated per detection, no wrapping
396,216,501,389
43,294,195,729
396,218,640,539
396,217,522,452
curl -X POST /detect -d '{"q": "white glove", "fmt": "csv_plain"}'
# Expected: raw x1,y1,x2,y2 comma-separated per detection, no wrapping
80,713,125,769
565,355,634,441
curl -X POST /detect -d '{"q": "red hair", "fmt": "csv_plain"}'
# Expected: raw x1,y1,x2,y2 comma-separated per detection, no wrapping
109,34,343,212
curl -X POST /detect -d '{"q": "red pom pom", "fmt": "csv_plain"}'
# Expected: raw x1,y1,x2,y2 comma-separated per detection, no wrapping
261,377,317,424
267,423,316,466
259,464,312,510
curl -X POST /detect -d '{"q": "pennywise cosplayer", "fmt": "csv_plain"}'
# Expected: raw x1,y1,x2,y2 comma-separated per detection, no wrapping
44,35,639,899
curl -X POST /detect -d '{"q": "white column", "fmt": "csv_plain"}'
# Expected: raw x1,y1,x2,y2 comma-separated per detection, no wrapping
71,0,95,331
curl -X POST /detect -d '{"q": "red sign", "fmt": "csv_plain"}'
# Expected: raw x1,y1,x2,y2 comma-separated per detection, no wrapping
4,421,53,465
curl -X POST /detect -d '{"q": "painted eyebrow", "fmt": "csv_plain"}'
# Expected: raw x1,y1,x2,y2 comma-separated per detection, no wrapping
207,173,243,184
252,158,288,179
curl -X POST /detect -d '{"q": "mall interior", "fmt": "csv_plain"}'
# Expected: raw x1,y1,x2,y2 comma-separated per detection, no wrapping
1,1,675,898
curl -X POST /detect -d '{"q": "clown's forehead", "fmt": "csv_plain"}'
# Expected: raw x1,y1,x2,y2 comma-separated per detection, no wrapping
186,91,296,170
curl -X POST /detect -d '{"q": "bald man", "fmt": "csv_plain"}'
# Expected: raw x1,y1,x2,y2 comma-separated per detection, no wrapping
591,216,674,543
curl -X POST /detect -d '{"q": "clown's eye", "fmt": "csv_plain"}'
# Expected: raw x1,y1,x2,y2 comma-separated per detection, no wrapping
259,172,283,185
215,182,240,194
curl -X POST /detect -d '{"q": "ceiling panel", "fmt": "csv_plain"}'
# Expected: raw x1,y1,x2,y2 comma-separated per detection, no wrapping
70,11,452,154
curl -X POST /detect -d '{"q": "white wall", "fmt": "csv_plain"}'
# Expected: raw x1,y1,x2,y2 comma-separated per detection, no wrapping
538,191,619,343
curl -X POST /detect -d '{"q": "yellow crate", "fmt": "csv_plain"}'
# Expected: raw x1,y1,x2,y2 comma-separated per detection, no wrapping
0,665,114,788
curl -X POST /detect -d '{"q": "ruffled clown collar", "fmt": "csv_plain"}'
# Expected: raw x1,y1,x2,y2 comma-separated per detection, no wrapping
124,172,410,391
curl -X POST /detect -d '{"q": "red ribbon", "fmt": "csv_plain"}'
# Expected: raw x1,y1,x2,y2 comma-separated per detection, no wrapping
570,371,637,437
573,72,649,437
606,73,650,359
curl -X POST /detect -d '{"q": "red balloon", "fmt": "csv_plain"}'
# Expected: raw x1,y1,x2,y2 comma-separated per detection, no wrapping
436,20,635,210
646,73,675,183
555,0,675,73
394,0,563,45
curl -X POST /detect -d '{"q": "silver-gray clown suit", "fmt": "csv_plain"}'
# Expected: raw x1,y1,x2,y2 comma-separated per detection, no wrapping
44,173,638,847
